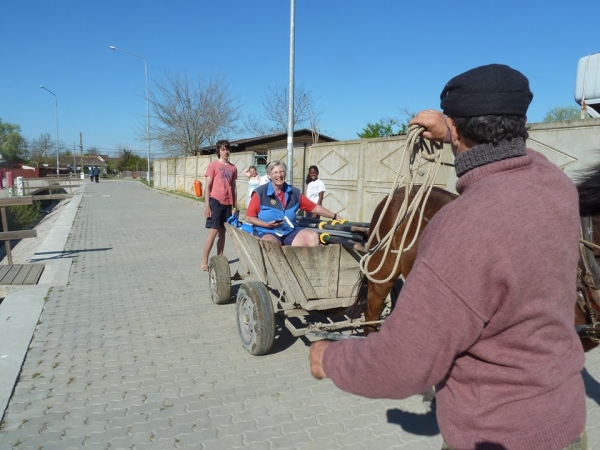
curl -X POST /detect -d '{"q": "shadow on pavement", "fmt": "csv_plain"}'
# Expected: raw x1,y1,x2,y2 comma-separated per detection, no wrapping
31,247,112,261
583,366,600,406
386,408,440,436
271,317,299,354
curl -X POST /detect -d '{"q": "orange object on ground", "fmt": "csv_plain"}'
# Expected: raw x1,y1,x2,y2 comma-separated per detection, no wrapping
194,179,202,197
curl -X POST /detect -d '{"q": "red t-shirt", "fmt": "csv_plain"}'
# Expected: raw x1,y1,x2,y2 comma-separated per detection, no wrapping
205,160,237,205
247,189,316,217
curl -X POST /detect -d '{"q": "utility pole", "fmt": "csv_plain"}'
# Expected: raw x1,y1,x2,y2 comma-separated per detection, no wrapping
80,133,83,174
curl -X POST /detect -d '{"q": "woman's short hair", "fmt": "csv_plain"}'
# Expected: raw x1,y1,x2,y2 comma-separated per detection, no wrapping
266,160,287,174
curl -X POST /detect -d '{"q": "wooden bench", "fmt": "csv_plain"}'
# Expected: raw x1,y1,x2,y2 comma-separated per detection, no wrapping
0,197,44,285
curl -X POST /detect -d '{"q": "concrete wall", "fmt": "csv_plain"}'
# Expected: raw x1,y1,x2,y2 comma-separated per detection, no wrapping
527,118,600,180
153,138,456,223
153,118,600,223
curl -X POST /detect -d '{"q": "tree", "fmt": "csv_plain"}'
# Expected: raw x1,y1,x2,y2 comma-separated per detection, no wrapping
0,119,27,163
149,71,241,156
116,148,145,172
357,108,416,139
243,84,322,141
543,106,581,122
357,118,400,138
29,132,54,166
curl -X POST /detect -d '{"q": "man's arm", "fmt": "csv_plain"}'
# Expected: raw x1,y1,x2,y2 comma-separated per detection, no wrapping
204,176,213,218
232,179,237,212
312,262,483,400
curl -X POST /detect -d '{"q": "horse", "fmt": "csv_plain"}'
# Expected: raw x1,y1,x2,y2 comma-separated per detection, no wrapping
575,162,600,352
353,175,600,352
352,185,457,334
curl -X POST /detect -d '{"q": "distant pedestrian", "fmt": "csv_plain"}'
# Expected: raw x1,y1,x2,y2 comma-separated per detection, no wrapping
0,168,4,190
93,166,100,183
89,167,94,182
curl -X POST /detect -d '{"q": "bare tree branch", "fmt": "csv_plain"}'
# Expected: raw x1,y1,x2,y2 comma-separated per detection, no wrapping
243,83,322,139
148,71,241,156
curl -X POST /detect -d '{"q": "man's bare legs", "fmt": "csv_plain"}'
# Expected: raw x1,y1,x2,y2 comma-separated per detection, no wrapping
201,227,226,271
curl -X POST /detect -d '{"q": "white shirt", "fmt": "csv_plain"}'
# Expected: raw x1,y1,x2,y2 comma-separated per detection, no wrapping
306,179,326,204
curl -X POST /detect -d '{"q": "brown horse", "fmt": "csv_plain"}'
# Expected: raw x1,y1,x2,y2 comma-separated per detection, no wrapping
353,185,457,334
354,177,600,352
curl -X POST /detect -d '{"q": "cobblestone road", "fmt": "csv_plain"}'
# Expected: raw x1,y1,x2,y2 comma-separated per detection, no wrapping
0,180,599,449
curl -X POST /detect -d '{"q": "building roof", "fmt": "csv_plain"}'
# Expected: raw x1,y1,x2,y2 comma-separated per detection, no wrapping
198,129,337,155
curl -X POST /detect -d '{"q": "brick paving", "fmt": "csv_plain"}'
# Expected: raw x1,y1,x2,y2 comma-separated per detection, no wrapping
0,179,599,449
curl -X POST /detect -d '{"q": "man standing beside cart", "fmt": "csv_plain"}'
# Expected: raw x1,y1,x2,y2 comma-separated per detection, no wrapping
201,140,237,272
309,64,587,449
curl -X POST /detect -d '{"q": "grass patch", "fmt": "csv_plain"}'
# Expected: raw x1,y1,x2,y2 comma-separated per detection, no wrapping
5,202,42,230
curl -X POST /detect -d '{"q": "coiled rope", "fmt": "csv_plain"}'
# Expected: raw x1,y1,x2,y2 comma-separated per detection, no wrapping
358,125,445,283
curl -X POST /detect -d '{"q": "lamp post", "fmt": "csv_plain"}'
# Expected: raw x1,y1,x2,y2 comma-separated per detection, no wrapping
286,0,296,184
109,45,151,183
40,85,60,176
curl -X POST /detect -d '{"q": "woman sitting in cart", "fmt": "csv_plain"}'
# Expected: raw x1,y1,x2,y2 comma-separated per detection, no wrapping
245,160,342,246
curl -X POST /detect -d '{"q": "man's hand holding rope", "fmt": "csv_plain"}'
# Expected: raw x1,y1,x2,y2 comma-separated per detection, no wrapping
409,110,450,142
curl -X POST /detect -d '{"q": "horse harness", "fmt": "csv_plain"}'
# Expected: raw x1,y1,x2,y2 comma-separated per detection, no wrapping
576,214,600,343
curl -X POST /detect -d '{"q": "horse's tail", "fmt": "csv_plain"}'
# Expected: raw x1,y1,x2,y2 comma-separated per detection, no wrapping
347,272,369,319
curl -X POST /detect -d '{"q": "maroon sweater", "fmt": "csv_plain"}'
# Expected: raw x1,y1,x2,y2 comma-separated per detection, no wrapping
323,149,585,449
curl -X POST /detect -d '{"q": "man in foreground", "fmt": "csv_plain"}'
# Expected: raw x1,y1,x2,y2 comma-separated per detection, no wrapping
309,64,586,449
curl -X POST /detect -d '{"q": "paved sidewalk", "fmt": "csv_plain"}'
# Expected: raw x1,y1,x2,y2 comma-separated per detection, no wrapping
0,180,599,449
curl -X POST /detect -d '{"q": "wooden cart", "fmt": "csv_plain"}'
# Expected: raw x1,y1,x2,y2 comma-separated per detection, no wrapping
208,224,373,355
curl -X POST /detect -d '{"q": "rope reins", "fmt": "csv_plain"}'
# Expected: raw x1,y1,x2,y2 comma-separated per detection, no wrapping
358,125,445,283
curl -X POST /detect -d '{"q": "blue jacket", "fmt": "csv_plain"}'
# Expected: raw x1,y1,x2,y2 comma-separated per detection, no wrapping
253,182,301,237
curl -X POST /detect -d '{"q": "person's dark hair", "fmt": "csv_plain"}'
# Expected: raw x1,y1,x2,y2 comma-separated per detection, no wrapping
451,115,529,146
249,165,257,171
216,139,231,155
306,165,319,185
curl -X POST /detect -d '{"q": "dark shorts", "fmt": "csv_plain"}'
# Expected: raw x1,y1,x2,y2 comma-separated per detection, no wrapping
256,228,302,245
205,197,232,229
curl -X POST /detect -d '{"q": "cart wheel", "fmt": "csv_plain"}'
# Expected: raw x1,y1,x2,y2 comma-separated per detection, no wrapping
236,282,275,355
209,255,231,304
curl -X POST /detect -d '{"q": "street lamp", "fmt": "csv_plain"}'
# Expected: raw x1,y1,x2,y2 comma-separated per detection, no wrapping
40,85,60,177
109,45,151,183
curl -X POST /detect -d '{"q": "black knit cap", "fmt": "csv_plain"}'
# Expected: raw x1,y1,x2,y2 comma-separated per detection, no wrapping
440,64,533,117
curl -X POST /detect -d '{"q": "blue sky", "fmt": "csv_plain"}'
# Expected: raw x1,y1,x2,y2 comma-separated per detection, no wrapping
2,0,598,159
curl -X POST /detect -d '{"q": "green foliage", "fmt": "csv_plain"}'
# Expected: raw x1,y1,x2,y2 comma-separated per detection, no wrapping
116,149,145,172
357,118,399,138
5,202,42,230
0,118,27,163
543,106,581,122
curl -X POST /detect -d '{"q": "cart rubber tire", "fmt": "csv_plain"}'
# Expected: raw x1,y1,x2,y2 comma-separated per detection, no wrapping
236,281,275,355
209,255,231,304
